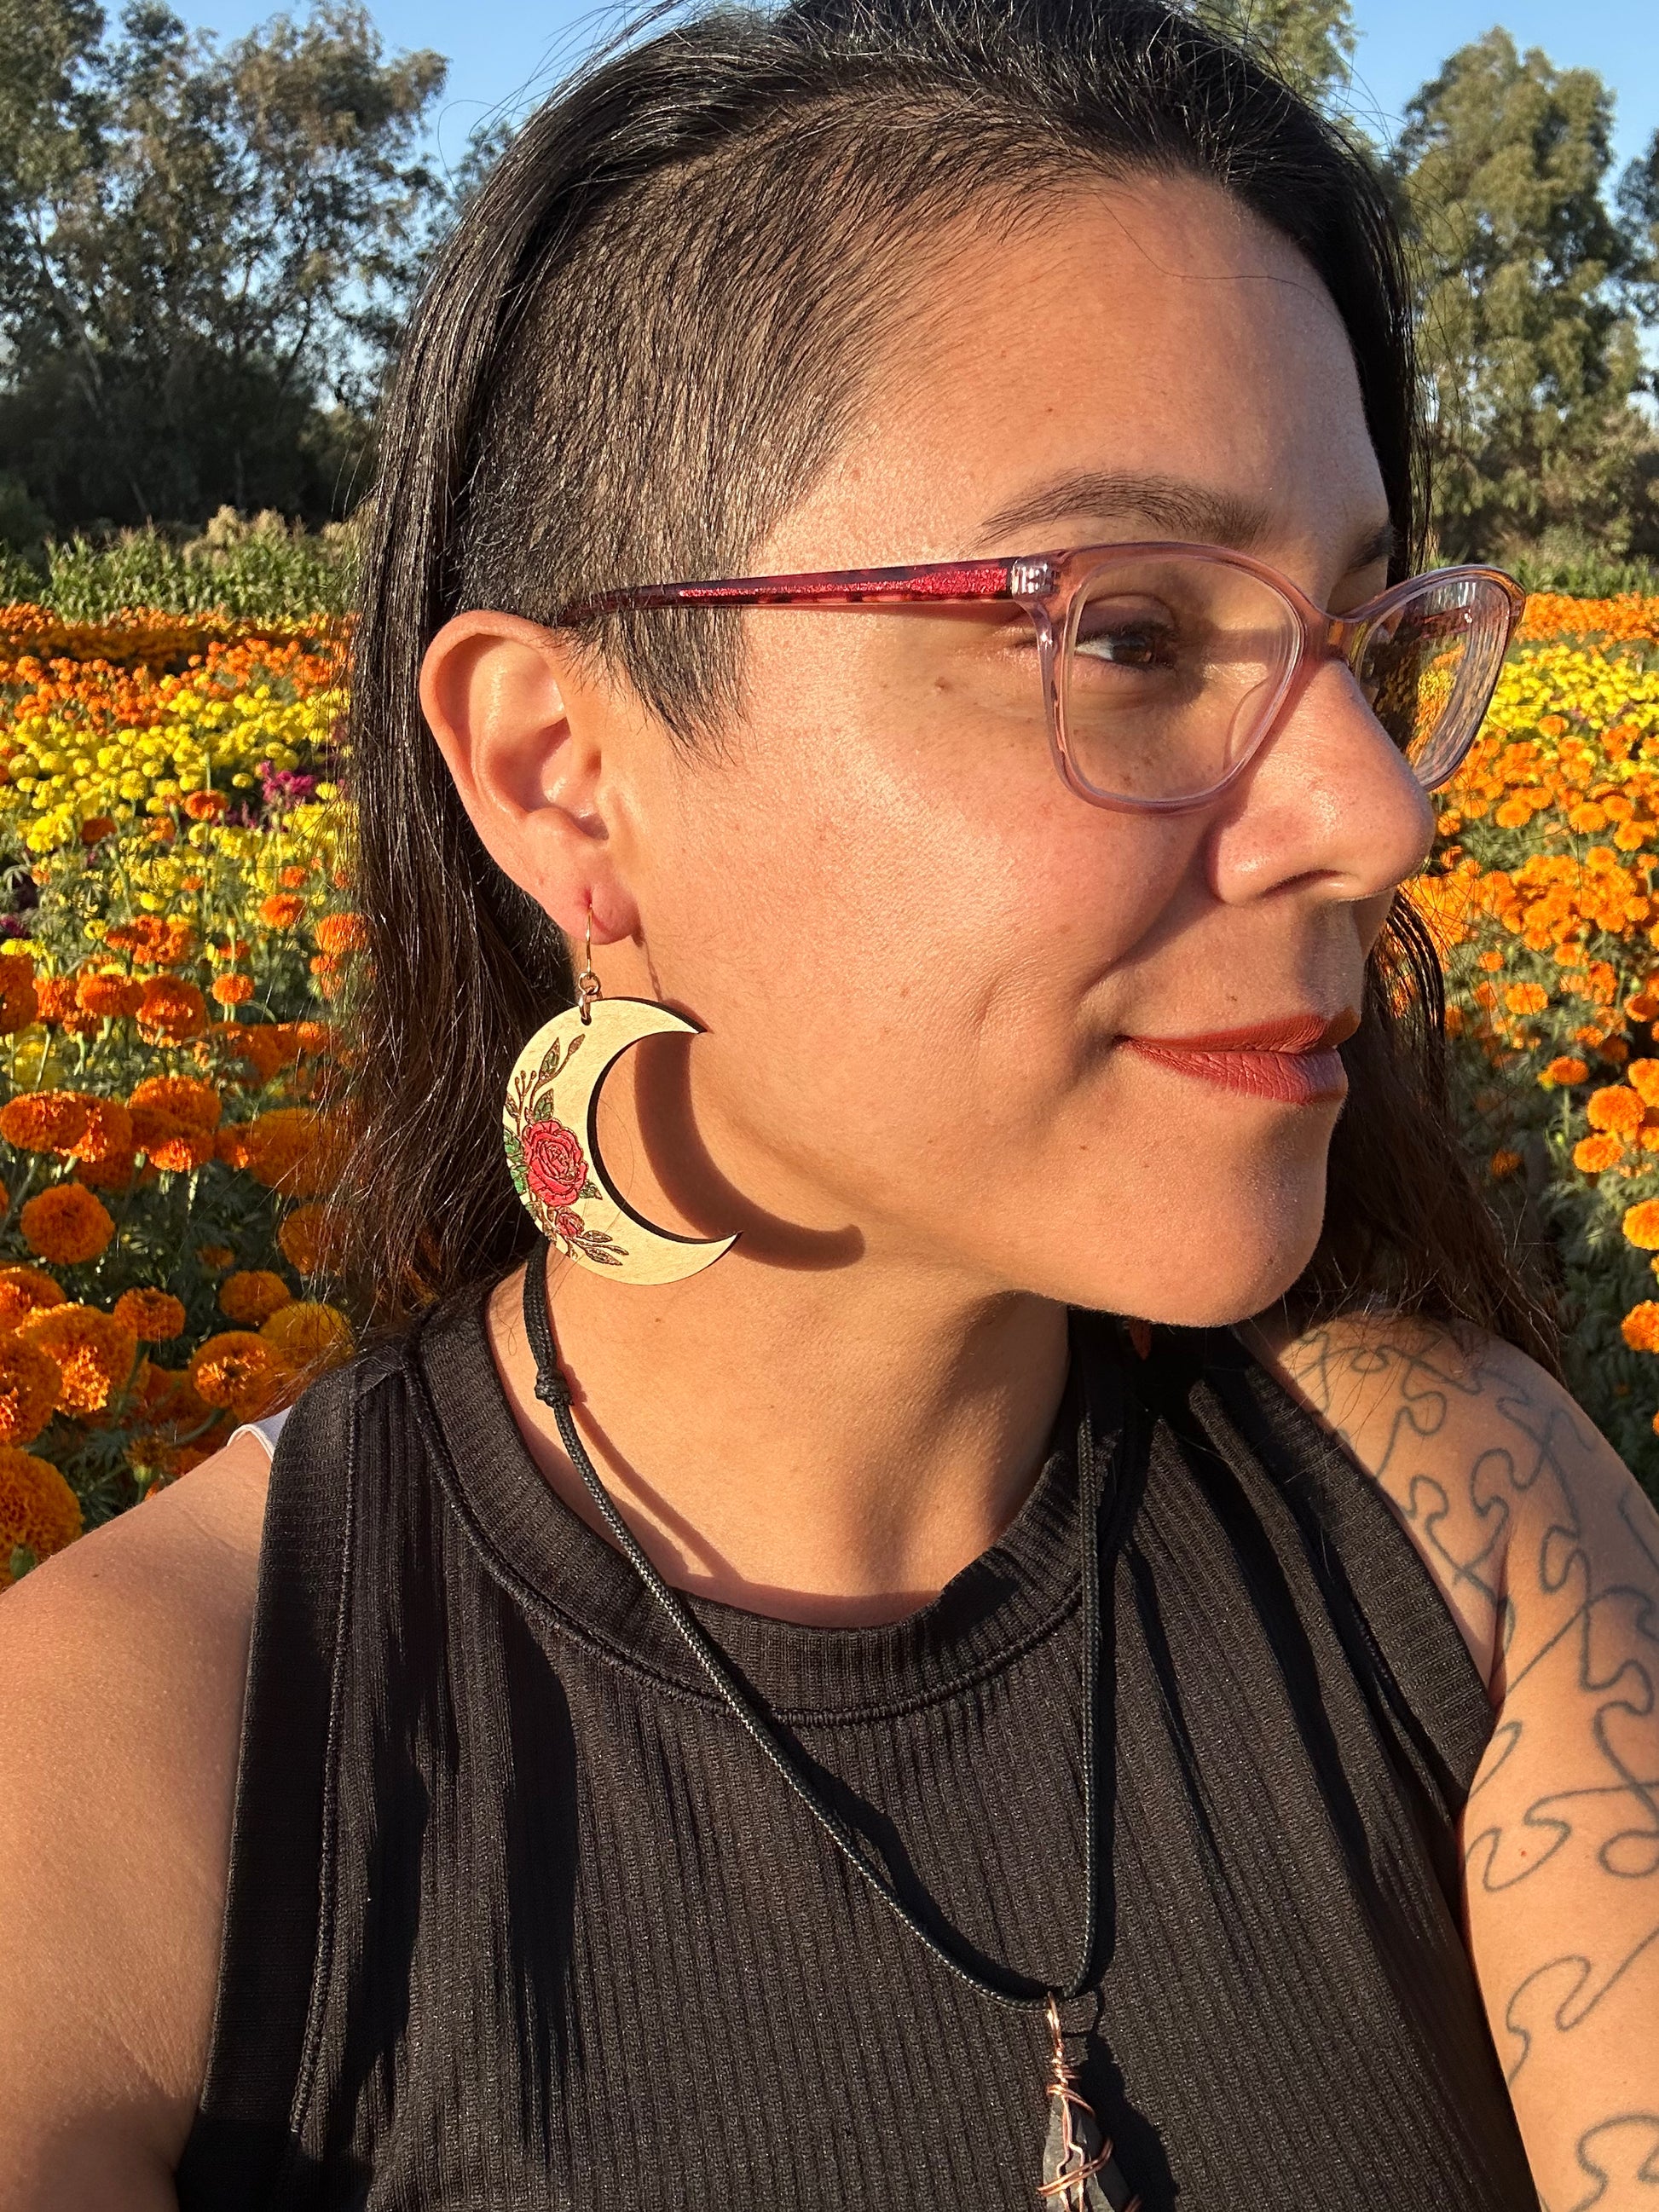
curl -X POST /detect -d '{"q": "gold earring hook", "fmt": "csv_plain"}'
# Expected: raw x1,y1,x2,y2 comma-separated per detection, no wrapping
575,905,602,1026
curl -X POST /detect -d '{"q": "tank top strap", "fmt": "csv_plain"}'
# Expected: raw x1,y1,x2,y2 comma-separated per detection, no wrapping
176,1337,409,2210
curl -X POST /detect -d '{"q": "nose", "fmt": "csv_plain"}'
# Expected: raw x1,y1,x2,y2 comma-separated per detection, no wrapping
1205,656,1436,906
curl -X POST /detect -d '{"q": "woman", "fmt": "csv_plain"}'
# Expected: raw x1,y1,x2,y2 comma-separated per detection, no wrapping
2,1,1656,2205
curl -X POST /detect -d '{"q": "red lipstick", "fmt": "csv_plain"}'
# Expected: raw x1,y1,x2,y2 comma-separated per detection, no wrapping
1121,1009,1358,1106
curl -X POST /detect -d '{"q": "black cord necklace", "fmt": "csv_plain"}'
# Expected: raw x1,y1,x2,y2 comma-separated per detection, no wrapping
522,1248,1140,2210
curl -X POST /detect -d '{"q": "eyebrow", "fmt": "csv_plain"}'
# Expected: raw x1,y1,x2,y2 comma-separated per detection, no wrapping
976,469,1396,574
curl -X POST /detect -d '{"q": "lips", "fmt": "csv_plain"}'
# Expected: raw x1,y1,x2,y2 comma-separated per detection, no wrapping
1121,1008,1358,1106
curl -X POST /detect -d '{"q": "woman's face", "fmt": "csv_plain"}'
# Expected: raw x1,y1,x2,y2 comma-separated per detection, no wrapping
453,176,1436,1325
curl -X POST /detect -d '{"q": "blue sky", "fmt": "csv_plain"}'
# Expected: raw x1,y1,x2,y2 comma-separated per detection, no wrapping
171,0,1659,184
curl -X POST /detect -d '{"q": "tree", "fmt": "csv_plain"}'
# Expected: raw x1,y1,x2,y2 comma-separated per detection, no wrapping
0,2,447,531
1199,0,1357,113
1390,31,1659,565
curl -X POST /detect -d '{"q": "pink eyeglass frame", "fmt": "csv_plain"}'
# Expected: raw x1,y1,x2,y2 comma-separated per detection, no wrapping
561,541,1527,813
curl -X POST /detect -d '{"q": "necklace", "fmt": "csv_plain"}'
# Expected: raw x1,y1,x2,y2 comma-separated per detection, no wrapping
522,1250,1140,2210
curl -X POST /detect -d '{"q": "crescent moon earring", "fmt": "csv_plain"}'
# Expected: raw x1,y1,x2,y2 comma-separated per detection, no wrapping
501,910,737,1284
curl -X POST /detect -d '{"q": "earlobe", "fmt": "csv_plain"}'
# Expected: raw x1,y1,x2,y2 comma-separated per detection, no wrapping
419,610,637,942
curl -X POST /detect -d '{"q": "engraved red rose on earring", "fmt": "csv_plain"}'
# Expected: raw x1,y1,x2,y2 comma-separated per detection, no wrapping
522,1117,588,1212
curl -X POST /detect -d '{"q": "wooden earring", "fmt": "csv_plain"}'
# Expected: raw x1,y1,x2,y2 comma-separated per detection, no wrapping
501,912,737,1284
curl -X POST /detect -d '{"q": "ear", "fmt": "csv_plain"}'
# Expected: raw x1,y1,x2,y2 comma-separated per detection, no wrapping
419,610,640,942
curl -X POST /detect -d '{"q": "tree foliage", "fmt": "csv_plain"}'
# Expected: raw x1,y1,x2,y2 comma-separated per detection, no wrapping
1199,0,1356,113
0,2,446,531
1390,31,1659,567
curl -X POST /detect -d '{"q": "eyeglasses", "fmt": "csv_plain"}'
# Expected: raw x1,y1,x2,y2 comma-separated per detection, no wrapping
562,542,1525,812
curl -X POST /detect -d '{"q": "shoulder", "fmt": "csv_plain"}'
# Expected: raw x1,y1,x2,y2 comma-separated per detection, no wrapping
1245,1308,1652,1694
0,1433,270,2204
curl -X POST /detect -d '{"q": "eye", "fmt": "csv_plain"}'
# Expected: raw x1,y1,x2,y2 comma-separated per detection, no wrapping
1072,601,1182,671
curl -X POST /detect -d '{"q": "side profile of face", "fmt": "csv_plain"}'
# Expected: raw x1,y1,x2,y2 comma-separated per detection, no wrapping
425,173,1436,1326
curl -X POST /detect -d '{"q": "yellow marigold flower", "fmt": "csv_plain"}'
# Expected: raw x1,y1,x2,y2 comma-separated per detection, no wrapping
188,1331,293,1422
218,1269,293,1326
0,1089,91,1155
136,975,207,1043
76,971,142,1019
0,1447,81,1585
1574,1134,1626,1175
195,1243,235,1270
0,953,38,1034
113,1288,187,1343
1488,1149,1523,1181
19,1181,115,1264
1541,1056,1589,1088
1621,1302,1659,1354
261,1299,353,1372
258,892,304,929
314,912,367,956
211,972,254,1007
1587,1087,1646,1136
1502,982,1548,1016
1624,1198,1659,1250
0,1335,61,1444
18,1303,136,1413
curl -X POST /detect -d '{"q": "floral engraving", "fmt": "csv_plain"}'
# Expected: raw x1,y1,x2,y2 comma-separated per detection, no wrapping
503,1031,627,1268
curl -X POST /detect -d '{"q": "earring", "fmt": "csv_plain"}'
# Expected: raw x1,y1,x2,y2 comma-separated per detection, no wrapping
501,910,737,1284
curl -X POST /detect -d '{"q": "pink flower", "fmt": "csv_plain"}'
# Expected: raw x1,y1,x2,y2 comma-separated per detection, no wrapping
522,1117,587,1211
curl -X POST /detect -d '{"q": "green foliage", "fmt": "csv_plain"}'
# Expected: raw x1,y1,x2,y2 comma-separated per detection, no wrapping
1390,31,1659,566
34,509,358,620
1506,533,1659,600
1199,0,1356,110
0,1,447,531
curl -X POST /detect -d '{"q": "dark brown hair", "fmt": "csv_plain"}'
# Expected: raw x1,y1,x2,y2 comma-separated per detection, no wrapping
344,0,1558,1366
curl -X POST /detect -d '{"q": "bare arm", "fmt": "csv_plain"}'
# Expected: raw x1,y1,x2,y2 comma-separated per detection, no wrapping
0,1437,268,2211
1256,1317,1659,2211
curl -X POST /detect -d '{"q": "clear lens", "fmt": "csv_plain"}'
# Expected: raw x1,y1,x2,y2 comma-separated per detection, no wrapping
1060,556,1298,803
1349,573,1514,791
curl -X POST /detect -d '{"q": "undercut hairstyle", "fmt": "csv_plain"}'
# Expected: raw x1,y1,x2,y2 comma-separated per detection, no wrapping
344,0,1558,1366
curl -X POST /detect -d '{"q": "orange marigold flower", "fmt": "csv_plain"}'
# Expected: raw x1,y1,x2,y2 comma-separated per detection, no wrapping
211,972,255,1007
1494,800,1532,829
18,1303,136,1413
1587,1087,1646,1136
245,1107,335,1196
1488,1149,1523,1181
1573,1134,1626,1175
279,864,308,888
1629,1060,1659,1108
0,1335,61,1444
19,1181,115,1264
76,971,142,1019
182,789,227,821
113,1288,187,1343
106,915,196,969
258,893,304,929
215,1123,254,1170
1477,950,1505,973
212,1022,290,1083
130,1076,221,1134
132,1359,212,1429
260,1299,353,1372
195,1243,235,1270
1503,982,1548,1016
277,1203,342,1277
1624,1198,1659,1250
1541,1057,1589,1088
188,1331,293,1423
64,1097,133,1164
136,975,207,1043
218,1269,293,1326
314,912,367,956
79,815,116,844
0,1447,81,1585
0,1089,90,1155
33,974,98,1034
1568,802,1608,833
1621,1302,1659,1354
0,1265,64,1332
0,953,38,1034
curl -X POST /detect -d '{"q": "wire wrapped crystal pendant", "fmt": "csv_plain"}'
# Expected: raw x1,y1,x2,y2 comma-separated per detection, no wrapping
1038,1999,1140,2211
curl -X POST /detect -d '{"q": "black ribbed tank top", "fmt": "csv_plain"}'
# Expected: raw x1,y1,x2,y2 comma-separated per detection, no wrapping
176,1290,1535,2210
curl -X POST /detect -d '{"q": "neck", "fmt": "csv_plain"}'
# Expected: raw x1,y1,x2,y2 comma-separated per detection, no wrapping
487,1246,1071,1628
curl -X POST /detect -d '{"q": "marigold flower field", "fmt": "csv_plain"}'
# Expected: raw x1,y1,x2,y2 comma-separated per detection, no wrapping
2,584,1658,1582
